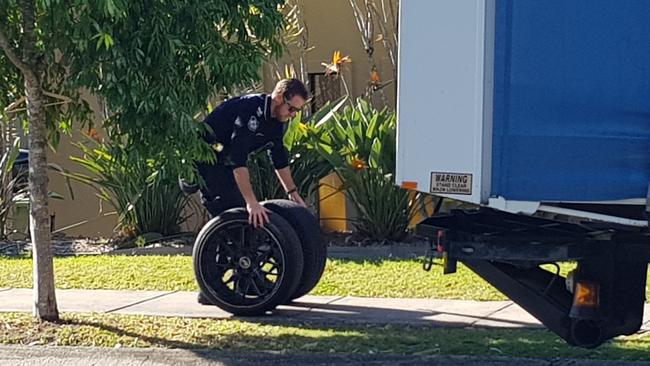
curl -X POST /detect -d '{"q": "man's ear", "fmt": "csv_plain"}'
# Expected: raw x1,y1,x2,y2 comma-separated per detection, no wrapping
270,92,283,109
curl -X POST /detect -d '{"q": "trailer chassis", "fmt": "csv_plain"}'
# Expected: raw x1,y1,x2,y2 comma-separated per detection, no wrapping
417,208,650,348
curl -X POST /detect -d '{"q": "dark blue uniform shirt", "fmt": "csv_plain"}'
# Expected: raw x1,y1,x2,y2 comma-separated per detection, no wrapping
202,93,288,169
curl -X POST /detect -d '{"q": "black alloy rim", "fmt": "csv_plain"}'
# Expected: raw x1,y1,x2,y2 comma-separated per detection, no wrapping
199,220,285,307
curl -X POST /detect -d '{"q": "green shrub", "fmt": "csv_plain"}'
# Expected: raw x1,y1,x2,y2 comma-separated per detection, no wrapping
248,153,283,201
314,99,421,241
68,139,191,241
0,136,27,239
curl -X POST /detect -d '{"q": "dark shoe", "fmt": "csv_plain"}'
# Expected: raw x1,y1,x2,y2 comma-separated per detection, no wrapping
197,292,213,306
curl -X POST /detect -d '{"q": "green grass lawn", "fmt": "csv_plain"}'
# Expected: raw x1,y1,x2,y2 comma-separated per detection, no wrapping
1,255,510,300
0,312,649,360
2,256,650,358
1,255,648,301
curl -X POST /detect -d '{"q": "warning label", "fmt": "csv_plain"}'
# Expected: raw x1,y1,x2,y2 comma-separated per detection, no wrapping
430,172,473,195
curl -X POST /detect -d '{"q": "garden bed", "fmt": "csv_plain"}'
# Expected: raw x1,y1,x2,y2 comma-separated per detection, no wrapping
0,231,430,258
0,236,113,257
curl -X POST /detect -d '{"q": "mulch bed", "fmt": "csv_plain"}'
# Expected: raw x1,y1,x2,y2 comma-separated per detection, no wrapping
0,236,113,257
0,231,427,257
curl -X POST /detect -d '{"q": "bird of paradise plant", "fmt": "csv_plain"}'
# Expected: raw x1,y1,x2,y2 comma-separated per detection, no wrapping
321,50,352,96
311,98,423,241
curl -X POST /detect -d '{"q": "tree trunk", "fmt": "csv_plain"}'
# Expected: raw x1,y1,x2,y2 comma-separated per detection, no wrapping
0,121,6,238
0,1,59,321
24,78,58,321
20,0,59,321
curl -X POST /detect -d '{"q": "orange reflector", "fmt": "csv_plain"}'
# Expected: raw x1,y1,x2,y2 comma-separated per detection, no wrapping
573,281,599,308
436,230,445,252
401,181,418,190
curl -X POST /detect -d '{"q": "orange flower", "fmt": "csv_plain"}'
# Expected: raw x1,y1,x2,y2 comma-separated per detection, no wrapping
332,50,351,65
85,128,102,143
370,68,381,85
322,50,351,75
350,156,367,171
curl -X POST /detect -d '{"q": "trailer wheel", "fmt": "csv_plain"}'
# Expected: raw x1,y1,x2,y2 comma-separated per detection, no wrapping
192,208,303,316
262,199,327,301
570,319,604,348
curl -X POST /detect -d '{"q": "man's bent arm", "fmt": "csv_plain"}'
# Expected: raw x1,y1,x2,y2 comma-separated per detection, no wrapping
233,167,269,227
233,167,258,204
275,167,306,207
275,167,297,193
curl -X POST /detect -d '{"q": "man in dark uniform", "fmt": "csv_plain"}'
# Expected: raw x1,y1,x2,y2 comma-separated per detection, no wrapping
197,78,308,227
193,79,308,305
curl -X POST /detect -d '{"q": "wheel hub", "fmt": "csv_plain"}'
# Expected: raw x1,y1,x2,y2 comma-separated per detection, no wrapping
238,256,252,270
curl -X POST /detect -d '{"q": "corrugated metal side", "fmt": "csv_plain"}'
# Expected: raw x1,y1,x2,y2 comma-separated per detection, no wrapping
492,0,650,202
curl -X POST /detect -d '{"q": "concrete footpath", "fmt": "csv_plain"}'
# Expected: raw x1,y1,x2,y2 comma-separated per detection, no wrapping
1,288,650,330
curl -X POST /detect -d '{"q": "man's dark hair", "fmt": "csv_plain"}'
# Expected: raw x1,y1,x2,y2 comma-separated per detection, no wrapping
274,78,309,100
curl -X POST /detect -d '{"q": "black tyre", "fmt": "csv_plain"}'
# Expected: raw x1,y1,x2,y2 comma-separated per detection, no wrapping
192,208,303,316
262,199,327,301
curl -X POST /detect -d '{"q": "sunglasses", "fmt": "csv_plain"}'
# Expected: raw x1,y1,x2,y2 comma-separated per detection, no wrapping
284,98,303,113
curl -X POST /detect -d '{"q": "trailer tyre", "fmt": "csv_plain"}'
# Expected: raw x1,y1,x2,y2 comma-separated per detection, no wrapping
262,199,327,301
192,208,303,316
570,319,604,348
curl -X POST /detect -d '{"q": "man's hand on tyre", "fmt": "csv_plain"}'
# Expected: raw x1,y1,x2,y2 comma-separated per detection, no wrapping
247,201,271,228
288,191,307,207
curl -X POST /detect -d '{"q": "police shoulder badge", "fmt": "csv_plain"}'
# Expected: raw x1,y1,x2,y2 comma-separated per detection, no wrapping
247,116,259,132
211,143,224,152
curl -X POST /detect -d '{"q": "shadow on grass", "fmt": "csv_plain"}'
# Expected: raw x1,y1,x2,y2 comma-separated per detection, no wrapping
58,317,193,349
54,315,650,363
254,300,539,328
0,253,30,260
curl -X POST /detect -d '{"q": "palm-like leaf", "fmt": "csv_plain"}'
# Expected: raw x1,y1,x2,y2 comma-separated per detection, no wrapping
65,138,191,239
0,137,27,239
311,98,422,241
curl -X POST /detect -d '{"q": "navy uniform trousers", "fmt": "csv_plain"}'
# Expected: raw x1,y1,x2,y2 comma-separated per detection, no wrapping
197,162,246,218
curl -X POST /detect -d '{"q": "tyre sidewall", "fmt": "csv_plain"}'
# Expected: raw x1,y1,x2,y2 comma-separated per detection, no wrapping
262,199,327,300
192,208,304,315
